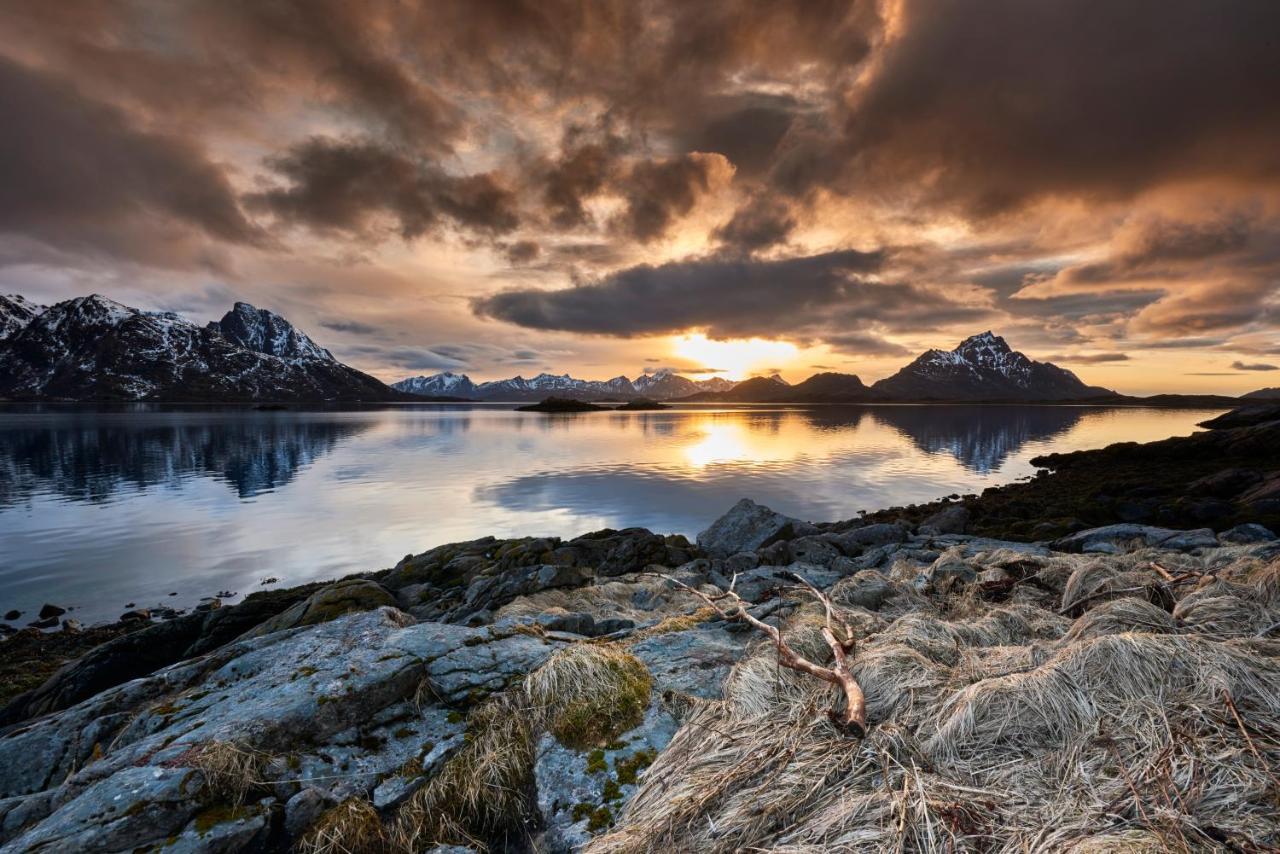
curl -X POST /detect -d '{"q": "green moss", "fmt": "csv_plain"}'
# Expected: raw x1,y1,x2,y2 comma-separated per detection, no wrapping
585,749,607,774
549,655,652,750
446,710,465,724
586,805,614,832
614,748,656,785
192,804,250,836
571,801,614,831
602,779,622,802
393,726,414,739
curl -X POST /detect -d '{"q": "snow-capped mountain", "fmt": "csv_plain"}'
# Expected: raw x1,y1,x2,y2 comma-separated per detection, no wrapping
209,302,334,362
393,368,738,401
872,332,1113,401
392,371,479,398
0,294,402,402
0,294,46,342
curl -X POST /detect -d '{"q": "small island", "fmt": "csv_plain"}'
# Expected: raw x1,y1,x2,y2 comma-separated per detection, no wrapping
615,397,669,411
516,396,607,413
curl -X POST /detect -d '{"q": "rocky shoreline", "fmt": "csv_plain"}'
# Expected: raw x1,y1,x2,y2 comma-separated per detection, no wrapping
1,409,1278,851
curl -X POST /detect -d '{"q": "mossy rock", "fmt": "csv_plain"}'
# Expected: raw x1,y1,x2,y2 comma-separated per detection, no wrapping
239,579,397,639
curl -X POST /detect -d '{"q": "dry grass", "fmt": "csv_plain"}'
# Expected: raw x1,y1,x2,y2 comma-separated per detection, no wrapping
188,740,269,806
391,643,653,851
298,798,387,854
586,547,1280,854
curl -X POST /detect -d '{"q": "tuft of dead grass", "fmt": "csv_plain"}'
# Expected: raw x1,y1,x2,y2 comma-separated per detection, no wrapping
298,797,387,854
188,740,269,806
391,643,654,851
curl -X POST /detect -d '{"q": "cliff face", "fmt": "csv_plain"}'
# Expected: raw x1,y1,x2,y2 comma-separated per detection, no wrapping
2,485,1277,851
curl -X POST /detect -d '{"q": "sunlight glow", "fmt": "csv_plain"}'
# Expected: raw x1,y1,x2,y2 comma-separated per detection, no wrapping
671,334,799,381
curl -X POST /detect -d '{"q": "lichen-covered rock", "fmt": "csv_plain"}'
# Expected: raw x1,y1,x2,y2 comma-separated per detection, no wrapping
1219,522,1276,544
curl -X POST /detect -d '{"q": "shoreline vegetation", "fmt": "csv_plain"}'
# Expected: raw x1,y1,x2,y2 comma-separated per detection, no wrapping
0,404,1278,851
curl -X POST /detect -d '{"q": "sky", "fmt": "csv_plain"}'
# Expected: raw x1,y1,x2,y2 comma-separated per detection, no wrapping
1,0,1278,394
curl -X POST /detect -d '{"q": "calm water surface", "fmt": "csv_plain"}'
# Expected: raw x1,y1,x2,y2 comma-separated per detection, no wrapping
0,403,1222,624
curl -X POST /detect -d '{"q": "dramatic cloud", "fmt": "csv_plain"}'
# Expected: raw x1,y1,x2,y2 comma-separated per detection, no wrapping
611,153,733,243
248,137,518,241
474,249,992,345
0,55,261,266
1233,361,1279,372
831,0,1280,214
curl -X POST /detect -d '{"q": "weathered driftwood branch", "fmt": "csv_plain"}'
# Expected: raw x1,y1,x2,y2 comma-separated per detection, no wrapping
659,571,867,736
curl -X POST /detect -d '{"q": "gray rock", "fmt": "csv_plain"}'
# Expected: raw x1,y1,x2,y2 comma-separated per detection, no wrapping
697,499,809,559
1218,523,1276,545
918,505,970,535
284,787,334,838
925,547,979,585
830,523,909,553
788,536,842,568
1052,524,1218,554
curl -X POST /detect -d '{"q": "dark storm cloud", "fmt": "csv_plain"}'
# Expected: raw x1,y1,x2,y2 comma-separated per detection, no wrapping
714,196,797,253
828,0,1280,214
1232,361,1279,372
682,95,801,178
0,55,262,265
248,137,518,241
1041,353,1131,364
474,248,992,343
540,137,623,230
611,153,731,243
320,320,380,336
823,333,912,358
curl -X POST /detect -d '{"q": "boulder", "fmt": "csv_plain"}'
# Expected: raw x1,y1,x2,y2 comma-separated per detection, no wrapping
239,578,397,640
1051,524,1218,554
918,505,970,535
828,523,909,553
37,604,65,620
1218,523,1277,545
697,499,810,559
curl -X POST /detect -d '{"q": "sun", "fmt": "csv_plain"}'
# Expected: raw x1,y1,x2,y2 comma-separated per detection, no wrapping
671,333,799,381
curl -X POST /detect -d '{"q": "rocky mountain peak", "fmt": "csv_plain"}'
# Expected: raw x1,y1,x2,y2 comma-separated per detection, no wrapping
211,302,333,362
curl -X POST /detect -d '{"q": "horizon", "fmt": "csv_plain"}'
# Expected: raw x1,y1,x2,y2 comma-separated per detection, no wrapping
2,3,1278,396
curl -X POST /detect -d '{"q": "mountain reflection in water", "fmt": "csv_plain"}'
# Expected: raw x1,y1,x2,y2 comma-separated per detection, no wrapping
0,404,1218,624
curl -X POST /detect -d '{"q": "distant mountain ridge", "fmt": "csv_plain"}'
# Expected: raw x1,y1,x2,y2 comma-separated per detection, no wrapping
0,294,403,402
393,335,1119,404
1243,387,1280,400
392,367,739,401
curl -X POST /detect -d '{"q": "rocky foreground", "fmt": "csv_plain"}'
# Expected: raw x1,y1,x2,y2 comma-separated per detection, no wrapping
2,413,1280,852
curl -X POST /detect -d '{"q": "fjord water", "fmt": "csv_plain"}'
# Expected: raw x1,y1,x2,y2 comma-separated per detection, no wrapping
0,404,1219,625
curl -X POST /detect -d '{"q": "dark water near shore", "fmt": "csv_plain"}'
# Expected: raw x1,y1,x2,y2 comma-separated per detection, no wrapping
0,403,1221,625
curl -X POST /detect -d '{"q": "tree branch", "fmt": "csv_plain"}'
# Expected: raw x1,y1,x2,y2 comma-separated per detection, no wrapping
657,572,867,736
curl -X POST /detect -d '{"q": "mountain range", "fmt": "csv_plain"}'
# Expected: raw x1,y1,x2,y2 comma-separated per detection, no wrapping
0,294,1265,404
392,368,740,401
0,294,404,402
398,333,1117,403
